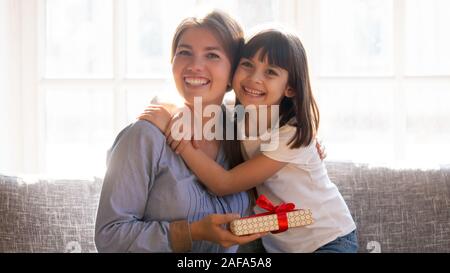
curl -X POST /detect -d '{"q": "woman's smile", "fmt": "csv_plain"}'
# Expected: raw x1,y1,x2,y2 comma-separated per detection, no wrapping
184,76,211,87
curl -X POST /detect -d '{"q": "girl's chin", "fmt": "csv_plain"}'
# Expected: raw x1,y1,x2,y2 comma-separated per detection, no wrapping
236,97,267,107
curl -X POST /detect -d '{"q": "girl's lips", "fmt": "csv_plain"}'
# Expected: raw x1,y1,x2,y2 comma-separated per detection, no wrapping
242,86,266,97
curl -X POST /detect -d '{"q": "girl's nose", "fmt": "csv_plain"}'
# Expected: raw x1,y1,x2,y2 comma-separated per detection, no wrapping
249,71,264,84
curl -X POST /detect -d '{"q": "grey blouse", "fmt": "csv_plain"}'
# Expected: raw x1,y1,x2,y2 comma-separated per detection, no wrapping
95,120,250,252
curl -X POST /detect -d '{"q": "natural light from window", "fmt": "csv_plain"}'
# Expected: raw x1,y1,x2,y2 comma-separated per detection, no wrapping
1,0,448,177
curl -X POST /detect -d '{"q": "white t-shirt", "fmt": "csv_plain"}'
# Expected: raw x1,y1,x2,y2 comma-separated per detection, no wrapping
241,124,356,253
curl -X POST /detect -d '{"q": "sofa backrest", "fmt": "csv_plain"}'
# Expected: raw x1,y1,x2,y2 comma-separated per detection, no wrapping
1,161,450,253
327,162,450,253
0,175,102,253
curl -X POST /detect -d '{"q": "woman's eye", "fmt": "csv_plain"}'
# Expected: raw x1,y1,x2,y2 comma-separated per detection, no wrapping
206,53,220,59
177,50,191,56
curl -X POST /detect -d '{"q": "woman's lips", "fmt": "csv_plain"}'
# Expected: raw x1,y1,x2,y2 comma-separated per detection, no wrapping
184,76,210,87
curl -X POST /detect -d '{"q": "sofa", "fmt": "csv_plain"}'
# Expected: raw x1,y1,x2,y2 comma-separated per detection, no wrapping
1,161,449,253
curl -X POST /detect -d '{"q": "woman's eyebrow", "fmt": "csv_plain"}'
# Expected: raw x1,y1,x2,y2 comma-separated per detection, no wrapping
177,44,192,49
178,44,223,52
205,46,222,51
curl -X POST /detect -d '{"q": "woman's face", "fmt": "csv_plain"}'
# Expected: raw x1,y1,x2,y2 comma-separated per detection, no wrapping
172,27,232,107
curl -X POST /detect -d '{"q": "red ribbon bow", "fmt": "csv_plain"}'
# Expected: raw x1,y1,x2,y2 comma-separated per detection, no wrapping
256,194,296,234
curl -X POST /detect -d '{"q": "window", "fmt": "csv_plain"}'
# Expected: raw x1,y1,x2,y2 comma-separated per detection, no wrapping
311,0,450,168
2,0,449,176
38,0,283,176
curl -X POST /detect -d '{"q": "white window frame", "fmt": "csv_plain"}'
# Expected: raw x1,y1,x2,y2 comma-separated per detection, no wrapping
18,0,450,174
25,0,172,174
17,0,297,174
297,0,450,166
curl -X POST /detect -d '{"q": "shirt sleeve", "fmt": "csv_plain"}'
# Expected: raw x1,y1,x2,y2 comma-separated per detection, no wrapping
95,120,187,252
261,125,316,165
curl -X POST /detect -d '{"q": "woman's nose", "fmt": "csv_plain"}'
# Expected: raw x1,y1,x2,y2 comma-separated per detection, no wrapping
186,56,204,72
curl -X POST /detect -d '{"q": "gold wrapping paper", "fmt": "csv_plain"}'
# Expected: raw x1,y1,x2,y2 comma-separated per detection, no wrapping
230,209,313,236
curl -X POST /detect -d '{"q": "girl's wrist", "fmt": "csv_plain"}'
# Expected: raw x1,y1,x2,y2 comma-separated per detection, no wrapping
180,141,195,156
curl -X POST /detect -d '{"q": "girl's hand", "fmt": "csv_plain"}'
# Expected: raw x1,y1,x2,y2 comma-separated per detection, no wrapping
138,104,172,133
165,111,200,154
190,214,266,248
315,138,327,161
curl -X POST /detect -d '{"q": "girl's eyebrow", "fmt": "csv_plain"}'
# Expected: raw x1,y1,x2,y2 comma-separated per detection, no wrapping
268,65,282,71
252,58,281,71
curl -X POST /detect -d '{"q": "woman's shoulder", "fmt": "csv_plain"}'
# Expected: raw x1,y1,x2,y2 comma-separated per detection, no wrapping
132,120,165,136
111,120,166,149
106,120,166,165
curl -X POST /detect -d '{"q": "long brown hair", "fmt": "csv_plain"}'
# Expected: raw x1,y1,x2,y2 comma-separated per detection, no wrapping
240,29,320,148
171,10,245,167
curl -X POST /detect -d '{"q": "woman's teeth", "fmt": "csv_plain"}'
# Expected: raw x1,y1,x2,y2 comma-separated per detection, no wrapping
184,77,210,86
243,87,265,97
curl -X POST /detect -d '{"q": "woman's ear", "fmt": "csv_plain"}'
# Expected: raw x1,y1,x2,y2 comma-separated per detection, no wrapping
284,87,295,98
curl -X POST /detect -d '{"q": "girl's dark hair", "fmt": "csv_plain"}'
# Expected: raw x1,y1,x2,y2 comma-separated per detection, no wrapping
171,10,245,167
240,29,320,148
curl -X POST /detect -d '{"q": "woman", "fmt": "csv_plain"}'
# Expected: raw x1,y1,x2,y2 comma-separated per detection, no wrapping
95,11,262,253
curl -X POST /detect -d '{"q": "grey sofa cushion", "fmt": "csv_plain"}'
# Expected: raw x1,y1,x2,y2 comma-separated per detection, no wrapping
239,162,450,253
327,162,450,253
1,161,450,253
0,175,102,253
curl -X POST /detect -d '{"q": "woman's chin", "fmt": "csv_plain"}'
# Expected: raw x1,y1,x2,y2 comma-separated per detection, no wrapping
183,95,224,108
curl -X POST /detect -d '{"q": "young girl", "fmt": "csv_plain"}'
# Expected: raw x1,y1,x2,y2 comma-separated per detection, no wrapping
142,29,357,253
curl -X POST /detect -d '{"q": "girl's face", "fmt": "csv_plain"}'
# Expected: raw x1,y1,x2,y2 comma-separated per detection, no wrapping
232,49,294,108
172,27,232,107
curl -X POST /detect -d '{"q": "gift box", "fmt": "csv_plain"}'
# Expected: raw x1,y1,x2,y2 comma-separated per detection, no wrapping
230,195,313,236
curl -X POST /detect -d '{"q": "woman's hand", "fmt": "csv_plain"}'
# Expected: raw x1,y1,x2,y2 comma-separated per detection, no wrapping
315,138,327,161
190,214,266,248
138,104,172,133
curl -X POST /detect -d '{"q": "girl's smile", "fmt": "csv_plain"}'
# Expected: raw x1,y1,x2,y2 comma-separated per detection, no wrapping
242,86,266,97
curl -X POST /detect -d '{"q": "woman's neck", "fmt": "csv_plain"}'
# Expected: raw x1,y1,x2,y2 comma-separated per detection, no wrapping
184,102,221,160
185,103,221,128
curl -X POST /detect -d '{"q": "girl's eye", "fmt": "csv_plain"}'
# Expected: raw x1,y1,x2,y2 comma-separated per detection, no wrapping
267,69,279,76
177,50,191,56
240,61,252,68
206,53,220,59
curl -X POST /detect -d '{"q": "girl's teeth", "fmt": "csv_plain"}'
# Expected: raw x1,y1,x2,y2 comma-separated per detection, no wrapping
244,87,264,96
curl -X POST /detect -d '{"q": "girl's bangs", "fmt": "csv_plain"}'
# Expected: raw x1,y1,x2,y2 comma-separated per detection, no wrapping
242,32,290,70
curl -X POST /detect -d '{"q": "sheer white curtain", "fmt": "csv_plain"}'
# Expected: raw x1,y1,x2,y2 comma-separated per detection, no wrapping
0,0,22,175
